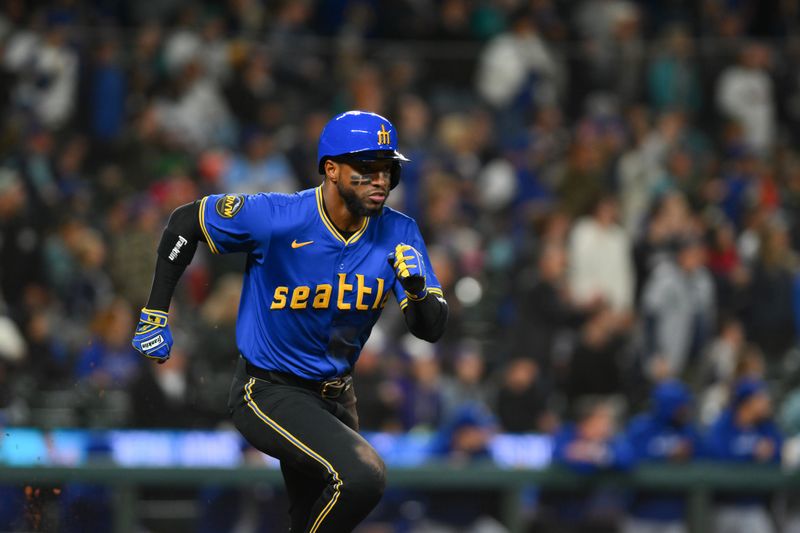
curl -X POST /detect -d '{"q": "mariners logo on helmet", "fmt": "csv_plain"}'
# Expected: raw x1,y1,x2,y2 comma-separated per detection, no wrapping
377,124,391,145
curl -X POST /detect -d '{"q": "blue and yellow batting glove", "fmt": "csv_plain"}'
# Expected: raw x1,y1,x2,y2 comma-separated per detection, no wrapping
388,243,428,300
131,308,173,363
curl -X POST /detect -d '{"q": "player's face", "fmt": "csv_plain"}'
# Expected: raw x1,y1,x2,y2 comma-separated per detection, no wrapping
336,160,392,217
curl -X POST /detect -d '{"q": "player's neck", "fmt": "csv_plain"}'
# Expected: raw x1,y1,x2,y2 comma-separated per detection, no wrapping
321,182,365,233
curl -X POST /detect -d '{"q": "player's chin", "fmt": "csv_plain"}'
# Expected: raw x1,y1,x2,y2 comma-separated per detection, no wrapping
361,196,387,215
361,204,384,217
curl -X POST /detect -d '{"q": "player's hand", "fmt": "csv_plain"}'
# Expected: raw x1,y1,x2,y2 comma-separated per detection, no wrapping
388,243,427,300
131,308,173,363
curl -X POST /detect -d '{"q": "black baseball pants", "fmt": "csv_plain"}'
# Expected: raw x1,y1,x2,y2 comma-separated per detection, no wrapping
228,356,386,533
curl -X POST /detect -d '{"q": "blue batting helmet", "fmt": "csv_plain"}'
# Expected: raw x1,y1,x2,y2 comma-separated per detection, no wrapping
317,110,409,189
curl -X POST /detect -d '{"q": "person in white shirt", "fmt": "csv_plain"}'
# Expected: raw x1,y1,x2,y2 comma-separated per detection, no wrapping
716,43,775,155
475,9,560,110
568,195,635,313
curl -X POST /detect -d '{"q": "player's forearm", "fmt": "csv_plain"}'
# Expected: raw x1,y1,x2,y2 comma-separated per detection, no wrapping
404,293,448,342
146,257,188,310
145,201,204,311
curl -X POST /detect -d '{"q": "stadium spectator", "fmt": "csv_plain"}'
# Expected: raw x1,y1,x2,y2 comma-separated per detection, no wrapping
625,380,700,533
88,37,125,143
5,15,78,129
510,104,570,208
21,296,70,390
555,141,607,218
75,298,142,390
716,42,776,156
220,126,298,194
543,399,634,532
396,337,444,432
128,346,212,428
350,327,403,432
705,378,782,533
475,8,559,114
697,318,747,424
514,242,594,379
151,52,234,152
107,199,167,306
564,308,630,405
641,236,715,377
574,1,644,108
440,340,490,419
707,221,750,311
717,151,762,232
0,166,44,311
432,402,497,464
223,48,275,129
422,403,505,532
494,357,557,434
617,109,664,237
567,194,635,313
647,25,702,114
742,219,798,370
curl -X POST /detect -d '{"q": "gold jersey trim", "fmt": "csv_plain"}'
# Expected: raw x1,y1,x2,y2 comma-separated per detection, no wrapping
315,187,369,245
198,196,220,254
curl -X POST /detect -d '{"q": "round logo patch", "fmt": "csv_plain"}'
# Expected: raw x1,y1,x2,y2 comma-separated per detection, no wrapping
215,194,244,218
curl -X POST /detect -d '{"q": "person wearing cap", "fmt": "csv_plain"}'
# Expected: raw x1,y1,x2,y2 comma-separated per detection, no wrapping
705,378,782,533
624,380,701,533
423,403,503,531
541,400,634,532
130,110,448,532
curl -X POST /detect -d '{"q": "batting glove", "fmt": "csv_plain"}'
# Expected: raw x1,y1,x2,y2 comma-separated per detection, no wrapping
388,243,428,300
131,308,173,363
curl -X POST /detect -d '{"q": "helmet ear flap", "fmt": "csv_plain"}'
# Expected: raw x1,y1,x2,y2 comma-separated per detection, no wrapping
390,161,401,190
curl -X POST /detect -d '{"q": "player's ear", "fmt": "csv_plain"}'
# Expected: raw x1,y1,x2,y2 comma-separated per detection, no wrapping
324,160,338,183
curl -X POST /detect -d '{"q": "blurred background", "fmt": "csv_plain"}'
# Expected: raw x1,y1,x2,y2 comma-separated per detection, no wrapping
2,0,800,532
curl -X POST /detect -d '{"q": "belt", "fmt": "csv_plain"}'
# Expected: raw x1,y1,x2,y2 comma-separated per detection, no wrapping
245,360,353,399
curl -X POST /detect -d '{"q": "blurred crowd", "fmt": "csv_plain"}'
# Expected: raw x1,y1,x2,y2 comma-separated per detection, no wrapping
2,0,800,506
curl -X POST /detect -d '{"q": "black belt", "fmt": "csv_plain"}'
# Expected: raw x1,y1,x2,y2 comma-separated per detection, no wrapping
245,360,353,399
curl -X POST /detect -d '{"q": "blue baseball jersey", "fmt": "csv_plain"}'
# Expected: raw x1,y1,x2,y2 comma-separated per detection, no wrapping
199,186,443,380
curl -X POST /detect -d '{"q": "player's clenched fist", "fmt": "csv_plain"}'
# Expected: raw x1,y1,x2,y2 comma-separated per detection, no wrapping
131,308,173,363
388,243,428,300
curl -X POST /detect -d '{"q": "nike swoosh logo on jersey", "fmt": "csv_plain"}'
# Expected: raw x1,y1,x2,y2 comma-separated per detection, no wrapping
291,240,314,248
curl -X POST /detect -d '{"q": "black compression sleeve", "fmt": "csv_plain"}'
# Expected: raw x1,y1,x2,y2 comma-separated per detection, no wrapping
146,257,186,311
145,201,204,311
164,200,204,242
403,293,448,342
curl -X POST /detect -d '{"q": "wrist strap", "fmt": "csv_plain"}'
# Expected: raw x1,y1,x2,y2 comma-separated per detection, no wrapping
140,308,168,327
404,288,428,301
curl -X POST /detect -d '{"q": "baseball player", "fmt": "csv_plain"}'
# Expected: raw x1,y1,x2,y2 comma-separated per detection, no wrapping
132,110,448,532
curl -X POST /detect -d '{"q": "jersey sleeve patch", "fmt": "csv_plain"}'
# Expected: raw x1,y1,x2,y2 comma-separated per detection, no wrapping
215,194,245,218
200,193,273,255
